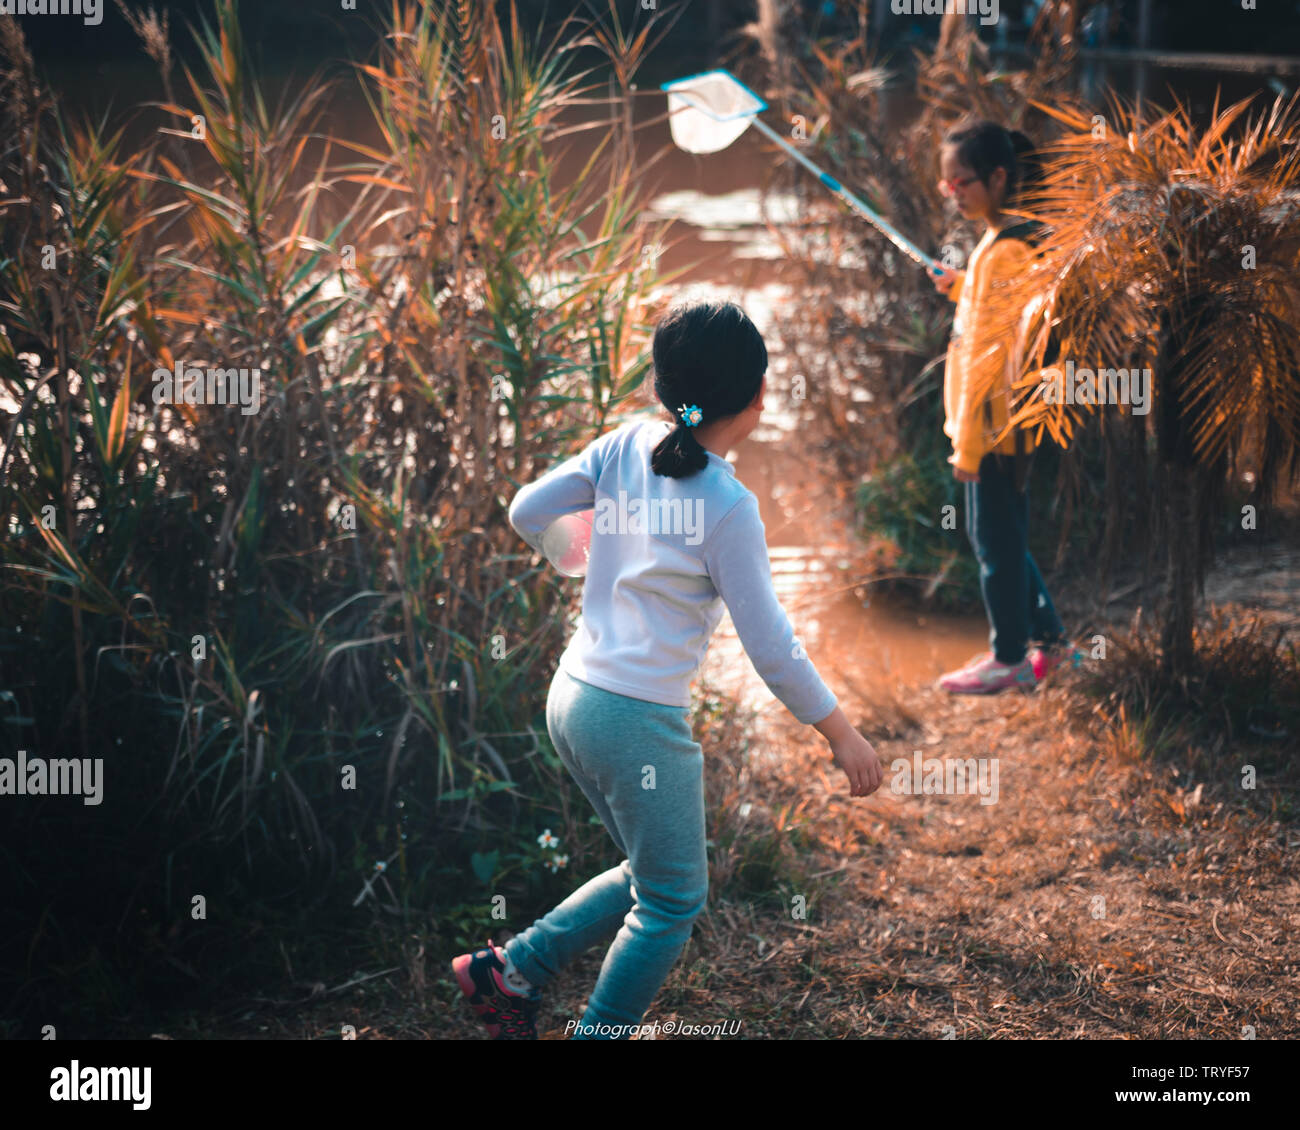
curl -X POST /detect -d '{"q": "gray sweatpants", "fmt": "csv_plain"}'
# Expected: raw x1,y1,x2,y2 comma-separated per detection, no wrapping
503,668,709,1039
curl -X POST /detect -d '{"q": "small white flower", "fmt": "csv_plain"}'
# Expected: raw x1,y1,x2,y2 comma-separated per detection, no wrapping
537,829,559,849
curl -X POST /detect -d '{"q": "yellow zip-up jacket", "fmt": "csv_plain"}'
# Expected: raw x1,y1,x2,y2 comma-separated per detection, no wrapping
943,225,1039,474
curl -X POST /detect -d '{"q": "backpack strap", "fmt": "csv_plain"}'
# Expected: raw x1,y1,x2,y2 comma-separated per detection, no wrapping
992,218,1047,247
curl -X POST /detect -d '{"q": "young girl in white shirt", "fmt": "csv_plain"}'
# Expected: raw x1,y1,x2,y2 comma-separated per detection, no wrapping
452,300,881,1040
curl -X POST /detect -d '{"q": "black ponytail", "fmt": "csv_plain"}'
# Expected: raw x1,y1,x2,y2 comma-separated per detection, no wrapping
944,120,1044,212
1007,129,1046,209
648,301,767,479
651,418,710,479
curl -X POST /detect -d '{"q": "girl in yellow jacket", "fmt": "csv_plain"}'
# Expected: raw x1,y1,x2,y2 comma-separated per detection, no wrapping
930,121,1075,694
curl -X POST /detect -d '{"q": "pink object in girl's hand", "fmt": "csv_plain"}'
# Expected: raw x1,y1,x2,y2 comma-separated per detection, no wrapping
540,509,594,577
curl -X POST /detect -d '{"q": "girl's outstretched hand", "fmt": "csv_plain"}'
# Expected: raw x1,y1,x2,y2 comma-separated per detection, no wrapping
829,731,883,798
812,705,882,797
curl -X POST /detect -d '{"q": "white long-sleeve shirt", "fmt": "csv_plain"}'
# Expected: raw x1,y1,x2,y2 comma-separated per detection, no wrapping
507,417,839,724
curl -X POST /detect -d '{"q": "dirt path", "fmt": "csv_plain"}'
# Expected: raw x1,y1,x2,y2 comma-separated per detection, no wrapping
682,675,1299,1039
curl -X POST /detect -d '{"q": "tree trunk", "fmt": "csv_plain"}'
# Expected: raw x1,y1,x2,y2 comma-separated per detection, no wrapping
1159,460,1197,678
1155,314,1199,680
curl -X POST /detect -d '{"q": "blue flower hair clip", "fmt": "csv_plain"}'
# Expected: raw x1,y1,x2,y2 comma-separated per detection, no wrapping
677,403,703,428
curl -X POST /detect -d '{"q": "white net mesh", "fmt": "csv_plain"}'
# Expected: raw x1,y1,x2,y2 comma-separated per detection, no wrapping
663,71,764,154
540,510,593,577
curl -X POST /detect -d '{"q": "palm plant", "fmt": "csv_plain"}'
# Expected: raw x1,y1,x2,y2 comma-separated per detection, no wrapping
988,94,1300,676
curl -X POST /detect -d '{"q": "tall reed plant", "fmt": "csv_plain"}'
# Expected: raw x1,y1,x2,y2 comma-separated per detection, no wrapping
0,0,658,1029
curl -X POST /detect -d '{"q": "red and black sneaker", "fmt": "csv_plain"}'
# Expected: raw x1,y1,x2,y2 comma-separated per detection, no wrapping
451,940,540,1039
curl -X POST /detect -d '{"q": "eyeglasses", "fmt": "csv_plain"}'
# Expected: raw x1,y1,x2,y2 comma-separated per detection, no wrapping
938,175,980,197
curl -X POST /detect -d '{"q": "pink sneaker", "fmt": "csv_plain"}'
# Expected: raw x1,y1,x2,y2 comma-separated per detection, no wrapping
948,650,993,674
938,653,1036,695
1028,644,1081,682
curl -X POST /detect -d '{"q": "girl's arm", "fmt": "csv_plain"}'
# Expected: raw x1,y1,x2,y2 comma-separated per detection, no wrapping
703,497,883,796
701,494,838,725
507,425,623,553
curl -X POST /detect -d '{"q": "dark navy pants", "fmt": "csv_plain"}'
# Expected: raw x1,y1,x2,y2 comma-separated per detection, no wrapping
964,452,1066,665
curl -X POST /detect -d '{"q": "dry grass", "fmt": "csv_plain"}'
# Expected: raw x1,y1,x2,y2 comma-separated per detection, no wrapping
139,650,1299,1040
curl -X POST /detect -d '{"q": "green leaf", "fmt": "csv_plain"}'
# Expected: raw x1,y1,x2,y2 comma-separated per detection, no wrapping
470,850,498,883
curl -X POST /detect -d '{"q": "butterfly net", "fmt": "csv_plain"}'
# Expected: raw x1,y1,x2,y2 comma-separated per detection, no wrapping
663,71,764,154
